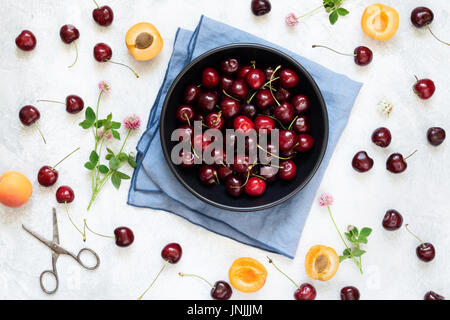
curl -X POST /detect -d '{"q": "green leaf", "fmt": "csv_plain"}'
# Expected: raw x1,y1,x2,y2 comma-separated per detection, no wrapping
95,120,104,128
111,121,121,129
84,162,95,170
117,152,128,162
351,249,366,257
336,7,349,16
339,255,349,263
358,237,368,244
329,10,339,24
89,151,99,164
345,232,354,243
111,172,121,189
351,226,359,237
111,130,120,140
128,157,137,168
109,157,119,170
342,248,351,256
115,171,130,180
106,113,113,122
106,148,114,155
105,154,113,160
360,227,372,238
79,120,93,129
98,165,109,174
85,107,96,122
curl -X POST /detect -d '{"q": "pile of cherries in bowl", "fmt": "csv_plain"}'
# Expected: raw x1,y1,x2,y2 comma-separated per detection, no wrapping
174,57,316,198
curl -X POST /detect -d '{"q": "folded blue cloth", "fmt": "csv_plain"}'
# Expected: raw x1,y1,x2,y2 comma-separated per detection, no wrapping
127,16,362,258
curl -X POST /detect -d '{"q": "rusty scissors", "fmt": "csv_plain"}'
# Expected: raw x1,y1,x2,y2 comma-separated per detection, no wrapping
22,208,100,294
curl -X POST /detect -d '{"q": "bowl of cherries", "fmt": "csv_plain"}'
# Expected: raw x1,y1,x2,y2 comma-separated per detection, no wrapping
160,44,328,211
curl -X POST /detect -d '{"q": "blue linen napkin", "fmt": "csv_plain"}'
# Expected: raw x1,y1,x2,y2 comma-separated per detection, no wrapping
127,16,362,258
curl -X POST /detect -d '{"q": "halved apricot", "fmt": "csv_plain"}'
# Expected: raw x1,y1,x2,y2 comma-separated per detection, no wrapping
126,22,163,61
305,245,339,281
0,171,33,208
229,257,267,293
361,4,399,41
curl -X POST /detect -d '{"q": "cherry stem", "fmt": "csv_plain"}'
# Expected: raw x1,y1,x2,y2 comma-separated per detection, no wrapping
184,114,191,126
222,90,240,102
178,272,214,289
93,0,100,9
252,173,266,180
269,65,281,106
247,77,279,104
267,257,299,289
287,115,298,131
257,145,292,160
404,150,418,161
52,147,80,169
265,114,286,130
106,60,140,78
37,99,65,105
138,260,169,300
426,25,449,46
68,41,78,68
312,45,356,57
83,219,114,239
405,224,425,247
65,202,86,241
34,122,46,144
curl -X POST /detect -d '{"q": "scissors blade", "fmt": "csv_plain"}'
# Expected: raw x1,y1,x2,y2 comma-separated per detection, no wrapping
52,208,60,245
22,224,54,249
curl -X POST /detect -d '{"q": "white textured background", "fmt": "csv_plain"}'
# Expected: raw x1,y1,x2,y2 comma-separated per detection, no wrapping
0,0,449,300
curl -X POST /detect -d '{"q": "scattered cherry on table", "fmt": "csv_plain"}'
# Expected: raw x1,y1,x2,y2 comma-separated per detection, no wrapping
15,30,37,51
352,151,373,173
411,7,449,46
92,0,114,26
386,150,417,174
179,272,233,300
413,76,435,99
424,291,445,300
382,209,403,231
251,0,271,16
56,186,75,203
93,43,140,78
372,127,391,148
19,105,46,143
37,95,85,114
405,224,435,262
37,147,80,187
427,127,445,146
114,227,134,247
60,24,80,68
312,44,373,66
340,286,360,300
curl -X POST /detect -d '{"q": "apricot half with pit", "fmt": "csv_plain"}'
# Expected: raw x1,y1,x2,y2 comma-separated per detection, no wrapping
305,245,339,281
126,22,163,61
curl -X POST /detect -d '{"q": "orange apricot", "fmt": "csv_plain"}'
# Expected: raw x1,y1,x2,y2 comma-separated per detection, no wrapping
229,257,267,293
361,4,399,41
126,22,163,61
305,245,339,281
0,171,33,208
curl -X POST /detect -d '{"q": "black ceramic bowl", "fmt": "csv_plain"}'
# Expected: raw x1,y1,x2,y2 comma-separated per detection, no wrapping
160,43,328,212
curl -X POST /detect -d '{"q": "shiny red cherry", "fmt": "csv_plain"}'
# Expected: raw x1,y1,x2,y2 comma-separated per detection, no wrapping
176,105,194,124
292,115,310,133
279,68,299,89
220,97,240,119
93,43,112,61
352,151,374,173
245,177,266,196
114,227,134,247
38,166,58,187
279,160,297,180
246,68,265,90
184,85,199,104
387,152,417,174
192,133,211,152
241,103,257,119
354,46,373,66
198,165,218,185
161,243,182,263
382,209,403,231
274,101,295,124
15,30,37,51
372,127,391,148
60,24,79,44
294,283,316,300
231,155,250,174
56,185,74,203
202,67,220,89
211,281,233,300
405,224,435,262
230,79,249,100
275,87,291,102
225,175,244,197
424,291,444,300
179,149,195,168
291,94,310,113
205,112,224,130
19,105,40,126
92,4,114,26
254,115,275,134
237,66,252,79
295,134,314,152
255,88,275,109
220,58,239,75
66,95,84,114
234,115,254,132
197,90,219,113
340,286,360,300
411,7,434,28
413,77,435,99
279,130,297,151
251,0,271,16
427,127,445,146
220,76,234,92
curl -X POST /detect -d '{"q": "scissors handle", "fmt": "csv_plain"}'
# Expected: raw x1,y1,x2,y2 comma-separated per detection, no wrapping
40,269,59,294
73,248,100,270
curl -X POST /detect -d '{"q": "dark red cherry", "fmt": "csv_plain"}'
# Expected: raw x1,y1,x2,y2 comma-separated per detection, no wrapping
294,283,316,300
417,243,435,262
114,227,134,247
220,58,239,75
264,67,275,81
198,165,218,185
279,68,299,89
220,98,240,119
382,209,403,231
291,94,310,113
386,153,408,173
340,286,360,300
241,103,257,119
92,5,114,26
202,67,219,89
427,127,445,146
179,149,195,168
293,115,310,133
411,7,434,28
251,0,271,16
275,87,291,102
205,112,224,130
60,24,79,44
255,88,275,109
197,90,219,113
354,46,373,66
413,77,435,100
231,155,250,174
19,105,40,126
280,148,298,159
37,166,58,187
295,134,314,152
93,43,112,61
234,115,254,132
230,79,249,100
15,30,37,51
184,85,199,104
279,130,297,151
245,177,266,197
246,68,265,90
218,166,233,181
211,281,232,300
274,101,294,124
220,76,234,92
259,165,278,183
254,115,275,134
56,186,74,203
65,95,84,114
177,125,194,141
352,151,374,173
176,105,194,124
279,160,297,180
161,243,182,263
237,66,252,79
424,291,444,300
372,127,391,147
225,175,244,197
192,133,212,152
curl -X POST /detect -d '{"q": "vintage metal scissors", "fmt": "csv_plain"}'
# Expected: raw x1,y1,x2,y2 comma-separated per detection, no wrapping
22,208,100,294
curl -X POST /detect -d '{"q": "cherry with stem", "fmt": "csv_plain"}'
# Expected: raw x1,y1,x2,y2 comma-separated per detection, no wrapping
405,224,436,262
178,272,233,300
312,44,373,66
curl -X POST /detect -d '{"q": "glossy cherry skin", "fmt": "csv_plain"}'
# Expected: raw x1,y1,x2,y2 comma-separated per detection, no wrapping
340,286,360,300
205,112,224,130
15,30,37,51
294,283,316,300
56,186,74,203
184,85,199,104
280,68,299,89
230,79,249,100
411,7,434,28
274,102,294,124
293,115,310,133
198,165,217,185
372,127,391,148
19,105,40,126
295,134,314,152
382,210,403,231
218,166,233,181
93,43,112,62
291,94,310,114
161,243,182,263
179,149,195,168
114,227,134,247
93,5,114,26
220,76,234,92
352,151,374,173
424,291,444,300
354,46,373,66
220,97,240,119
416,243,435,262
65,95,84,114
60,25,79,44
193,133,212,152
386,153,407,173
211,281,232,300
275,87,291,102
254,115,275,134
225,175,244,197
220,58,239,75
427,127,446,146
197,90,219,113
255,88,275,109
237,66,252,79
232,155,250,174
176,105,194,124
279,130,297,151
202,67,220,89
241,103,257,119
234,115,254,132
245,177,266,196
246,68,265,90
279,160,297,180
258,165,278,183
37,166,58,187
413,78,435,99
251,0,271,16
177,125,194,141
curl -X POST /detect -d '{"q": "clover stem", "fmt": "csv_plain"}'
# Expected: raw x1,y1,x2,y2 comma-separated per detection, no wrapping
106,60,140,78
52,147,80,169
267,257,299,289
65,202,86,241
68,40,78,68
178,272,214,289
404,150,418,161
34,122,47,144
119,130,131,154
405,224,425,247
83,219,114,239
138,260,170,300
426,25,449,46
312,44,356,57
297,4,324,19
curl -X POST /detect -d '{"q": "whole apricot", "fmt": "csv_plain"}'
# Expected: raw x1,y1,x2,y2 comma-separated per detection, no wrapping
0,171,33,208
